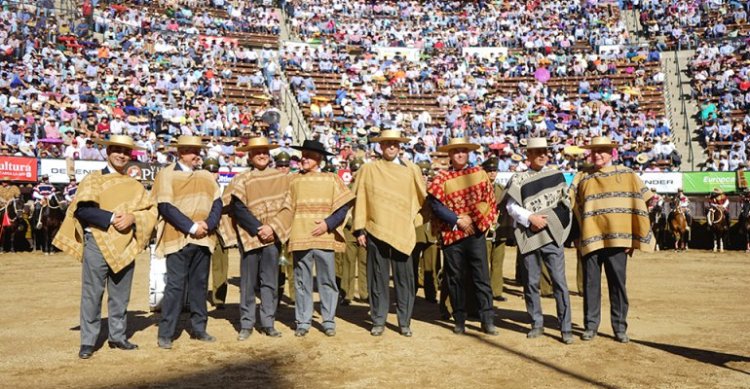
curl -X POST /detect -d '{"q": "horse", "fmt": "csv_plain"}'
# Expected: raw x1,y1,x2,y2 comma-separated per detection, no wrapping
667,197,689,251
739,198,750,253
1,197,30,252
32,193,66,255
705,204,730,252
648,202,665,251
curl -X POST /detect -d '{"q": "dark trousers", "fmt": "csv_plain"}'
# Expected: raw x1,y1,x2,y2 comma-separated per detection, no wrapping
80,232,134,346
410,241,438,301
239,243,280,330
520,243,572,332
583,247,629,334
158,244,211,339
443,232,495,326
367,235,415,328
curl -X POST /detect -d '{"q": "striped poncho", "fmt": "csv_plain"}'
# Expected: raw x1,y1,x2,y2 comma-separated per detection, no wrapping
569,165,655,256
504,168,571,255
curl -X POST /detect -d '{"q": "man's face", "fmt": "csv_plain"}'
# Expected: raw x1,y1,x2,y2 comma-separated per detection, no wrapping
107,145,132,173
527,148,549,170
250,148,270,170
487,171,497,182
380,140,400,161
449,148,469,168
178,147,202,168
591,148,613,169
276,165,290,174
301,151,322,172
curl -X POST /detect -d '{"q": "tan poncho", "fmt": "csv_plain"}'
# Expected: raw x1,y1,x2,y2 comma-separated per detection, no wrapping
352,159,427,255
0,185,21,203
222,168,293,251
569,165,655,256
53,170,157,273
288,171,355,253
152,164,221,256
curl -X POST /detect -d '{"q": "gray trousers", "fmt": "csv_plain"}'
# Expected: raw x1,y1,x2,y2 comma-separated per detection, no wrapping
368,235,415,328
293,249,338,330
239,244,279,330
520,242,572,333
158,244,211,339
583,247,628,334
80,232,134,346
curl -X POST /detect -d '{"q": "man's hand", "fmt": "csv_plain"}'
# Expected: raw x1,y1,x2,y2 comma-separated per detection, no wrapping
625,248,634,257
191,221,208,239
457,214,476,235
258,224,275,242
311,220,328,237
357,234,367,247
112,212,136,232
528,214,548,232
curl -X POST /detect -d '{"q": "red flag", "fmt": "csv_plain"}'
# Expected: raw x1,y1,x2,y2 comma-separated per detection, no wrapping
1,211,10,227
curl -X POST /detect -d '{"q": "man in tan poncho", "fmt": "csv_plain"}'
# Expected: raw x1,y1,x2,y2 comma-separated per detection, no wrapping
352,129,426,337
53,135,157,359
223,137,293,340
152,136,224,349
569,136,655,344
288,140,354,337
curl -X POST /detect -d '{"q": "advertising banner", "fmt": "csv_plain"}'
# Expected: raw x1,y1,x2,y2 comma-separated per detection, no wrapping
638,172,683,193
40,159,108,183
0,156,37,182
682,172,737,194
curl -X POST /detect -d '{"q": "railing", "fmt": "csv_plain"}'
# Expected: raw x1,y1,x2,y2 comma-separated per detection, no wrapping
673,47,695,171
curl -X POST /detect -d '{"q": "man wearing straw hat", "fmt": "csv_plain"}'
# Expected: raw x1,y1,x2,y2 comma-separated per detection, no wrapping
53,135,158,359
352,129,426,337
152,135,224,349
427,137,499,336
223,137,293,340
287,139,354,337
569,136,655,343
504,137,574,344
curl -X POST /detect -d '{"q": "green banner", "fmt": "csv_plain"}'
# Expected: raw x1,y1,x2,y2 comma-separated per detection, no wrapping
682,172,738,194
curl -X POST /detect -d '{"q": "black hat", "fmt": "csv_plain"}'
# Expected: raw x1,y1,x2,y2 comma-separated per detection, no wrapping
482,157,499,172
291,140,333,156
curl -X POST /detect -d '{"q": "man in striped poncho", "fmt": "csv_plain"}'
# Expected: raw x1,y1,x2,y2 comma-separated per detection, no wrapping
569,136,655,344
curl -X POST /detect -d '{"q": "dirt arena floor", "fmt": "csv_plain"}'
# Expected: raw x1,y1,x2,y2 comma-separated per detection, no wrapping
1,247,749,389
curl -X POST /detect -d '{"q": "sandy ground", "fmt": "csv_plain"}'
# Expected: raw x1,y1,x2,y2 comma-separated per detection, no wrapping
1,247,749,389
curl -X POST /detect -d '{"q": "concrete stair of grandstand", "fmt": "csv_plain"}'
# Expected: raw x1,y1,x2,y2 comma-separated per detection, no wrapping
662,49,700,170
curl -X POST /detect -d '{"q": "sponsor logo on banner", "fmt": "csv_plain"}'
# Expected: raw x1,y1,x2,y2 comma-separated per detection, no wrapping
338,169,352,186
40,159,107,183
0,156,37,181
682,172,737,194
638,172,682,193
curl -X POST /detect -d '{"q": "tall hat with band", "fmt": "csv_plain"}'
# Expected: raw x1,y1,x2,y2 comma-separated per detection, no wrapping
522,137,552,149
173,135,209,149
438,137,481,152
236,136,279,152
370,129,410,143
580,136,619,149
291,139,334,156
93,134,145,150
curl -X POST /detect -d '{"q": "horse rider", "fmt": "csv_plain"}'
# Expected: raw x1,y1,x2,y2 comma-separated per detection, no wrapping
647,187,664,211
707,187,730,212
33,175,57,207
64,176,78,204
675,188,692,229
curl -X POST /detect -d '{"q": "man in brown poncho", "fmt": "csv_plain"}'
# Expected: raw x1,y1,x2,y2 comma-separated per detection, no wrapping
54,135,157,359
352,129,426,337
152,135,224,349
223,137,293,340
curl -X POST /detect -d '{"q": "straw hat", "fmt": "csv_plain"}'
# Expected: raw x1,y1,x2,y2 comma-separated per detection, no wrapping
370,129,410,143
438,137,481,152
563,145,585,156
580,136,619,149
511,153,523,162
93,134,145,150
173,135,208,149
236,136,279,152
522,137,551,149
636,153,650,164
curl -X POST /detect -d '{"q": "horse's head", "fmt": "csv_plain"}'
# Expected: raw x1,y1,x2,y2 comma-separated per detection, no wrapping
48,193,60,208
6,198,24,220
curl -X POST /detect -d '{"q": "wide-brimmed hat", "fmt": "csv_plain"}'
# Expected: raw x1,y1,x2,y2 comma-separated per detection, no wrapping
174,135,208,149
237,136,279,152
581,136,619,149
511,153,523,162
370,129,410,143
93,134,145,150
713,187,723,194
636,153,650,164
523,137,552,149
438,137,481,152
291,139,333,156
